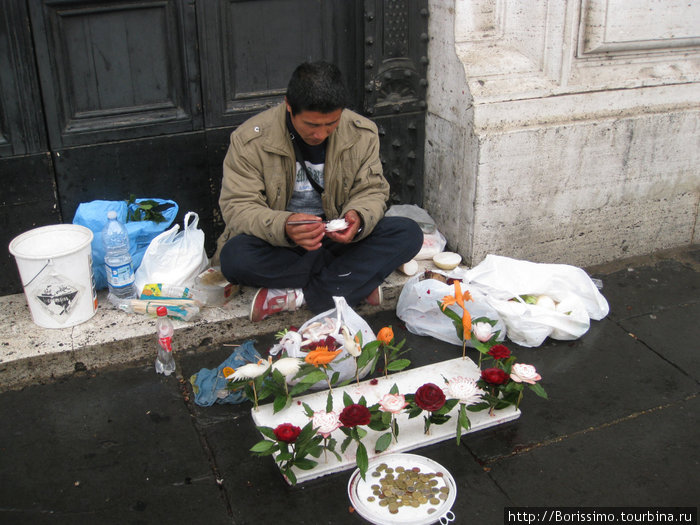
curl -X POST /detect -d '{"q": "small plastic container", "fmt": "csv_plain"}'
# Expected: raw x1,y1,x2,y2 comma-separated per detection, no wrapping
192,267,237,306
433,252,462,271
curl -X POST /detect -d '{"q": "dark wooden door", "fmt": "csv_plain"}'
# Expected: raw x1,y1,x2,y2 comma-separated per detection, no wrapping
0,0,427,295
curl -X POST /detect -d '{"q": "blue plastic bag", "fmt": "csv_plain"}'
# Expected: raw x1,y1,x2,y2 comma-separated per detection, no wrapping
190,340,263,406
73,198,178,290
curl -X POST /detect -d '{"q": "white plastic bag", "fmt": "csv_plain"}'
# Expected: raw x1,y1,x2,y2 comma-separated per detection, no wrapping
134,212,209,295
463,255,609,347
385,204,446,260
397,271,507,346
285,297,375,390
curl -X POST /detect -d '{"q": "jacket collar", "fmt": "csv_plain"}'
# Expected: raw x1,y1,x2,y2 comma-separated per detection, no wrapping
261,103,360,157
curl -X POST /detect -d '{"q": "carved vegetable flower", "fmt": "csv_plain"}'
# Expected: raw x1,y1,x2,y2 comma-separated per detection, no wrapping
441,280,474,358
339,403,371,427
341,325,362,357
487,344,511,360
304,346,342,367
273,423,302,444
269,330,303,356
271,357,302,378
472,322,493,342
377,327,394,345
231,359,271,380
378,393,408,414
446,376,483,405
481,367,509,386
414,383,447,412
312,410,341,438
510,363,542,384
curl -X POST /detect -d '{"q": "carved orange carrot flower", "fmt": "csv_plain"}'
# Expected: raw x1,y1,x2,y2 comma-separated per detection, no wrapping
304,346,342,367
441,280,473,358
377,326,394,345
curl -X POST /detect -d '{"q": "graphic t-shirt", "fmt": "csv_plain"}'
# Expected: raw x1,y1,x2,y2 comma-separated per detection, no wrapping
286,117,325,217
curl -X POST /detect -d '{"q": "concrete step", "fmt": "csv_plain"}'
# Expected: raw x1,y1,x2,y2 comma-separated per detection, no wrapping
0,262,434,392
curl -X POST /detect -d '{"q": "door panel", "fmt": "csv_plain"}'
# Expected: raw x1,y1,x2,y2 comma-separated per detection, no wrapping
0,1,47,156
363,0,429,205
1,0,427,296
28,0,202,148
53,132,215,251
197,0,360,128
1,154,60,296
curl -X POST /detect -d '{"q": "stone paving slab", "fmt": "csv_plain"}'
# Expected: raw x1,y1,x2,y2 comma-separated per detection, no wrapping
0,366,230,525
586,247,700,321
619,302,700,383
486,395,700,507
0,246,698,525
177,313,513,525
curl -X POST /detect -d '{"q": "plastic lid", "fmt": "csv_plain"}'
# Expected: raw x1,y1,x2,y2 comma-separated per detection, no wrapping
107,210,117,220
156,306,167,317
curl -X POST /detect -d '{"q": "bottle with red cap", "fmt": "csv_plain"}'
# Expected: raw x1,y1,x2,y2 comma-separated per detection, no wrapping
155,306,175,376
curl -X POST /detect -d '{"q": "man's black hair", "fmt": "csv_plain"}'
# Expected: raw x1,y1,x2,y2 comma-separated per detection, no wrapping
286,61,348,115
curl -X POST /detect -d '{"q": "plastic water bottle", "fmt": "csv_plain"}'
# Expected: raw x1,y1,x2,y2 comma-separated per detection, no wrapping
155,306,175,376
103,211,137,302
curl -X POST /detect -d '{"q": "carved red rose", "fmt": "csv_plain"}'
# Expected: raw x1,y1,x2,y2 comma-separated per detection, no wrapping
273,423,302,443
339,403,371,427
481,367,510,385
414,383,446,412
487,344,511,360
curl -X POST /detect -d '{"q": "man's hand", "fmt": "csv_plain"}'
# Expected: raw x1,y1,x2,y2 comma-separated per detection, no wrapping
285,213,325,251
326,209,362,244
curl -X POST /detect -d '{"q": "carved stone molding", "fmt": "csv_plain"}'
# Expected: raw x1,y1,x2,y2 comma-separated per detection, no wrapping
579,0,700,56
451,0,700,103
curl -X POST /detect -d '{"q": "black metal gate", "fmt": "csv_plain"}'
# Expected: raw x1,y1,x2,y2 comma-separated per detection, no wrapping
0,0,428,295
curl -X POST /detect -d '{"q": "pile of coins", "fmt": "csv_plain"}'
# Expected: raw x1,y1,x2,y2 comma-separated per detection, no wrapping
366,463,449,515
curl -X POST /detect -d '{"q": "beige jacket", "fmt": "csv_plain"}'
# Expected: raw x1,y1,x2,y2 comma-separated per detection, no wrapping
215,103,389,259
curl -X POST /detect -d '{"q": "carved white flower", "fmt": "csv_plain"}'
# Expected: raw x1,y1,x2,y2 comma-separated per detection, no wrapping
271,357,302,378
312,410,341,438
230,359,271,380
510,363,542,384
447,376,483,405
472,322,493,342
378,393,408,414
269,330,303,356
340,325,362,357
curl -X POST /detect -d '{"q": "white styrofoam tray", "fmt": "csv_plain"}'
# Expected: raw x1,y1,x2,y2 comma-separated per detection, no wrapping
251,356,520,483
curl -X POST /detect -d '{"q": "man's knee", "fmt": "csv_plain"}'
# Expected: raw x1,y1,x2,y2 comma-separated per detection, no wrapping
379,216,423,259
220,235,258,283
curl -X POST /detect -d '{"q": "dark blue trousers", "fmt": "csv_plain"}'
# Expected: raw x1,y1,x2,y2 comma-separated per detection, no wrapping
220,216,423,313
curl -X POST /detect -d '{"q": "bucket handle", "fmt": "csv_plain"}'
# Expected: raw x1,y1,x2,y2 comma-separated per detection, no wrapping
22,259,51,288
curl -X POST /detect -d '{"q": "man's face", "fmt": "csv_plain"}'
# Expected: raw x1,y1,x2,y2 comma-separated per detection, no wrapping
286,102,342,146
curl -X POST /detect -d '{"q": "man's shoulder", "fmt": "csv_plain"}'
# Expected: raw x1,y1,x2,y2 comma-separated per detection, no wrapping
230,104,285,145
341,108,378,134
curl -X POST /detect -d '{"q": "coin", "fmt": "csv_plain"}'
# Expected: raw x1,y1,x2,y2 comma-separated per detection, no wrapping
366,463,449,515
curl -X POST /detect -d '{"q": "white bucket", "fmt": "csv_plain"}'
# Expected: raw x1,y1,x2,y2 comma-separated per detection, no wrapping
9,224,97,329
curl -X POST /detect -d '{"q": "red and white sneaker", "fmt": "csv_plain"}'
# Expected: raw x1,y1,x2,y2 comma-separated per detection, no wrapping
249,288,303,322
365,285,383,306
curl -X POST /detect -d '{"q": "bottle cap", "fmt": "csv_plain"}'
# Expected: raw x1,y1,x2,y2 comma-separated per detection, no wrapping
107,210,117,220
156,306,167,317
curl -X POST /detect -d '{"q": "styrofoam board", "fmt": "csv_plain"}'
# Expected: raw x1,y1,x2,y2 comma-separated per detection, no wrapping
250,356,520,483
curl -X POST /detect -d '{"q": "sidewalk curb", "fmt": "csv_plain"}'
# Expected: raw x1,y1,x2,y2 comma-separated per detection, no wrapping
0,268,413,392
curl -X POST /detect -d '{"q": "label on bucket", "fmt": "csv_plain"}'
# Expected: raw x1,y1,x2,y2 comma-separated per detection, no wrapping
30,274,83,323
106,262,135,288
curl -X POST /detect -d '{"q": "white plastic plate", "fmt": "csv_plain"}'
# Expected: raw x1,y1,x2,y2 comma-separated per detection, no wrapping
348,453,457,525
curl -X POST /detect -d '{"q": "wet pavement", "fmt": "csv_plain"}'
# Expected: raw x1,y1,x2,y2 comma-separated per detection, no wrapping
0,248,698,524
